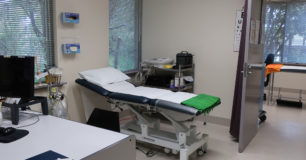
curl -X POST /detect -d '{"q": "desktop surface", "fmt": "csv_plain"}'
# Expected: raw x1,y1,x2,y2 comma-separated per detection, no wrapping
0,114,130,160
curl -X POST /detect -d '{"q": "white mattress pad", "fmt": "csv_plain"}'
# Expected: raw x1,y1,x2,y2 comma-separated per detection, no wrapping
102,81,135,92
115,86,173,99
158,92,197,103
102,81,197,103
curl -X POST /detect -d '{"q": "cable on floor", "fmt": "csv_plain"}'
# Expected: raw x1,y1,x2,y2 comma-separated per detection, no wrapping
15,112,41,129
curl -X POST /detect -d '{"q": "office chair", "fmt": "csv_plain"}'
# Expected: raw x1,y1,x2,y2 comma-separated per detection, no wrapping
259,54,274,123
263,54,275,100
264,54,275,88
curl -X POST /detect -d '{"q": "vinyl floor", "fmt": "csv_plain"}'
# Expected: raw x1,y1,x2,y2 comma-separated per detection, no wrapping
136,103,306,160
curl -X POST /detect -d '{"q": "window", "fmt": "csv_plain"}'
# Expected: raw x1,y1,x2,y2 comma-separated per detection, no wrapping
264,1,306,64
0,0,54,74
109,0,142,72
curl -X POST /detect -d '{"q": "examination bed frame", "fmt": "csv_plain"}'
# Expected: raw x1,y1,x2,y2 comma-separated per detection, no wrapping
76,79,211,160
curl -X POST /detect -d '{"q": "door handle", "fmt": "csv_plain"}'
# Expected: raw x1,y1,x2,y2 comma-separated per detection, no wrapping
243,63,265,77
248,64,265,69
241,70,252,75
247,65,252,75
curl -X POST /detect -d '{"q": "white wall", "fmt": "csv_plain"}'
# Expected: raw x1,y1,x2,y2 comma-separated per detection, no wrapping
34,0,304,124
52,0,109,122
274,72,306,90
272,72,306,101
142,0,244,120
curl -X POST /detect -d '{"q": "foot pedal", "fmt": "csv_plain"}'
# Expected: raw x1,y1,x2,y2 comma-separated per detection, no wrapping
258,110,267,123
276,99,302,108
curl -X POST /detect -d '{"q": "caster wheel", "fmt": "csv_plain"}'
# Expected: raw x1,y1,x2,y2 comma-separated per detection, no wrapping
146,151,155,157
197,143,207,156
172,149,179,155
164,148,171,154
259,115,266,122
197,148,205,156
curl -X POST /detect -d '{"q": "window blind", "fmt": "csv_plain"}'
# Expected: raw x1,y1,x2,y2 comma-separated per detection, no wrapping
0,0,54,74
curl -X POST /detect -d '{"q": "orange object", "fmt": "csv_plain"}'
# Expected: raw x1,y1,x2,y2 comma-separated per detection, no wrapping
46,75,59,84
35,56,40,75
265,64,283,77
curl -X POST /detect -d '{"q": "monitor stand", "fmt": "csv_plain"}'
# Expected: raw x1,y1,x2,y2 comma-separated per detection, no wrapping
0,128,29,143
2,96,48,125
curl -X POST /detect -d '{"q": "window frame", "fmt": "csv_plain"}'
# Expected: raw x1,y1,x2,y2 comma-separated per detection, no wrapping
44,0,55,68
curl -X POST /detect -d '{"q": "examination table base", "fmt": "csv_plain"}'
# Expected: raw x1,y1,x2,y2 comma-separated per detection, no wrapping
119,103,208,160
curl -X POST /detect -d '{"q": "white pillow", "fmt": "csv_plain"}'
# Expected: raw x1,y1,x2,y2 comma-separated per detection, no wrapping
79,67,130,86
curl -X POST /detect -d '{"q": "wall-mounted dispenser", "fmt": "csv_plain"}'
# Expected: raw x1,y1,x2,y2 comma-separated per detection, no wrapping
62,43,80,54
61,12,80,24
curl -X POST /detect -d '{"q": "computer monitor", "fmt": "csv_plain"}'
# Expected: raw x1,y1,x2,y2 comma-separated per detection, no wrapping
0,56,34,99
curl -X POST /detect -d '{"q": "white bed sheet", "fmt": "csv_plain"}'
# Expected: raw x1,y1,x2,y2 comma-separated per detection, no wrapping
116,86,173,99
158,92,197,103
92,80,197,103
102,81,135,92
102,81,173,99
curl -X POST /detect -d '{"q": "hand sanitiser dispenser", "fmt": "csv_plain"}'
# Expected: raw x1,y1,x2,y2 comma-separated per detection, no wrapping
62,43,80,54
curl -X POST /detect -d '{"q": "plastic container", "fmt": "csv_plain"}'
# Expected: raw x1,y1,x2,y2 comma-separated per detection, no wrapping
174,73,185,88
1,105,10,120
52,98,68,119
170,80,175,88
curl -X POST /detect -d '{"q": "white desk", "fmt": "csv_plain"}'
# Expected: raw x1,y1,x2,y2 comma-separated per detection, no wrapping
267,65,306,105
0,113,135,160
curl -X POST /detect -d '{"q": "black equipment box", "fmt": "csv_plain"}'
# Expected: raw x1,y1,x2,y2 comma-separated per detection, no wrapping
176,51,193,68
145,75,172,88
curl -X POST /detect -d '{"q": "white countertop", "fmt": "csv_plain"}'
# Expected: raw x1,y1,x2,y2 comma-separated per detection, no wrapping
0,113,129,160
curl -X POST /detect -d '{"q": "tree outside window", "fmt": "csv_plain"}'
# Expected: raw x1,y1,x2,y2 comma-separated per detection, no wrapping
109,0,141,72
264,2,306,64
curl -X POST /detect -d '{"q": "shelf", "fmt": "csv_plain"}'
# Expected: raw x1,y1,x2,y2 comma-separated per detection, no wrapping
142,64,194,72
35,82,67,90
146,83,193,92
142,63,194,93
171,83,193,92
154,67,193,72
